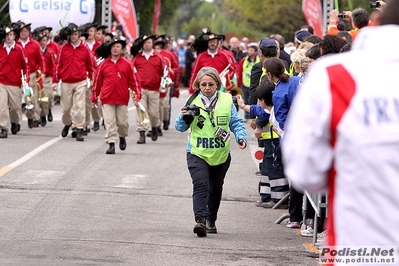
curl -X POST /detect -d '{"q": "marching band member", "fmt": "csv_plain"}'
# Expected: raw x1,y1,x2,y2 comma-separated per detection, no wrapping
33,25,59,122
15,20,46,128
95,25,108,42
33,32,56,127
83,22,103,132
131,35,165,144
189,30,235,94
155,35,180,129
52,23,94,141
92,39,141,154
0,24,28,138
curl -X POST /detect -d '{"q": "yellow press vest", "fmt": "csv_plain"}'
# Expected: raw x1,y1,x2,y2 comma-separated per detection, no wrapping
242,56,260,87
189,92,232,166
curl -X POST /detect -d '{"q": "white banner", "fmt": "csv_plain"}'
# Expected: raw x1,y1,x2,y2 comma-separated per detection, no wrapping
9,0,95,33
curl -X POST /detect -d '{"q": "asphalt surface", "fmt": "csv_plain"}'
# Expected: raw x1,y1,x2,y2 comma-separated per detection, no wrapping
0,89,319,266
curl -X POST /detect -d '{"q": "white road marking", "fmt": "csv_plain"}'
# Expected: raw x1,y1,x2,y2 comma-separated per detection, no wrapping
0,136,62,177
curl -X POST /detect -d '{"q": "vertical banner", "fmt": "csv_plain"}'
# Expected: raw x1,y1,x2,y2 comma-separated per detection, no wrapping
302,0,323,36
112,0,139,41
152,0,161,35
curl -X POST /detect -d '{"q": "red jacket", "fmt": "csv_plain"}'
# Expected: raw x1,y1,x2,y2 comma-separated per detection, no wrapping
18,37,45,75
42,47,56,77
131,51,164,91
189,50,235,93
54,41,94,84
47,40,60,56
86,39,102,56
93,56,141,105
0,42,28,87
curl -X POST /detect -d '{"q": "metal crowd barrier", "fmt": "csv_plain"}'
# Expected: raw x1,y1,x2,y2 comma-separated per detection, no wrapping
274,190,328,247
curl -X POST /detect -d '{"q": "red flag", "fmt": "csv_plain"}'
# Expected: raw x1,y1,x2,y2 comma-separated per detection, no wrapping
302,0,324,36
112,0,139,41
152,0,161,35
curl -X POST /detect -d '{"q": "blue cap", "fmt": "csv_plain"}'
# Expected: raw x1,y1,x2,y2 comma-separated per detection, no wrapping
295,30,312,44
259,37,277,51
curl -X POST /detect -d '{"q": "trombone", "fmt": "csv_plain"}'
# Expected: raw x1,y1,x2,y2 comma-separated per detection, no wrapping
21,70,34,110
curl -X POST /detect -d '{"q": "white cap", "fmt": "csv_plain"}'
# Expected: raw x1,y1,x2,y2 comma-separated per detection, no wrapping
178,39,184,45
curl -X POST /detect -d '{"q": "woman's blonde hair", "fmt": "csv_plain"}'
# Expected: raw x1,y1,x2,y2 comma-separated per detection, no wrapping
193,67,222,91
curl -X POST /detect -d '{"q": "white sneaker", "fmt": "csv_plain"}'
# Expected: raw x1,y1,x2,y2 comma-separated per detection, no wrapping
300,226,314,237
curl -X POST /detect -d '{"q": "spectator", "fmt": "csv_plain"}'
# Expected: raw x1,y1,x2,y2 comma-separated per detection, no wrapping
320,34,347,55
283,0,399,252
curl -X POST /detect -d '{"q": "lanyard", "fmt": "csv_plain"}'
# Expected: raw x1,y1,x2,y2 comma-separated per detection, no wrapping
201,94,218,127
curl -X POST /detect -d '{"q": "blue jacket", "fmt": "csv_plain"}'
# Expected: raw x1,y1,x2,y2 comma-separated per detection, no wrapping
272,76,301,131
175,94,248,153
250,105,270,121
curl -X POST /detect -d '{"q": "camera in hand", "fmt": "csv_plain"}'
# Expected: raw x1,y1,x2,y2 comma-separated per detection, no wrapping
183,104,200,124
370,2,380,8
338,13,346,18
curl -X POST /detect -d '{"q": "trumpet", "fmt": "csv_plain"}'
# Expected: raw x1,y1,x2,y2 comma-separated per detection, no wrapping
21,70,34,110
131,90,149,125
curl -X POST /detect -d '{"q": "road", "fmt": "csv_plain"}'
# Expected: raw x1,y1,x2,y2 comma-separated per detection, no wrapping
0,89,318,266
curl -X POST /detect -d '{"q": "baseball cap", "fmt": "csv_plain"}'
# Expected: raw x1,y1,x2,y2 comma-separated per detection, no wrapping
295,30,312,44
259,37,277,50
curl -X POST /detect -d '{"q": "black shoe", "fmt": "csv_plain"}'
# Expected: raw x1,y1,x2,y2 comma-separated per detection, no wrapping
71,128,77,138
119,137,126,150
146,131,152,137
157,127,163,136
151,127,158,141
206,220,217,234
47,109,53,122
163,121,169,130
193,217,207,237
82,128,88,136
102,119,105,130
92,121,100,131
33,120,39,127
0,129,7,138
28,118,34,129
11,123,19,135
137,131,145,144
106,143,115,154
61,124,71,138
40,116,47,127
76,129,84,141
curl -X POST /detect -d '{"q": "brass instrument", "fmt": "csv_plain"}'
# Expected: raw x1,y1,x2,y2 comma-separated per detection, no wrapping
21,70,34,110
159,65,173,93
36,70,48,103
131,90,149,125
96,57,105,65
219,64,231,92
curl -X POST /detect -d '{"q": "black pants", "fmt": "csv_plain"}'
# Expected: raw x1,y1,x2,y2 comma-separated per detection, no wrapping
187,153,231,222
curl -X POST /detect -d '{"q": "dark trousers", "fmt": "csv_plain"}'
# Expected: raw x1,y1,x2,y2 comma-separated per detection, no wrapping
187,153,231,222
261,139,289,203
